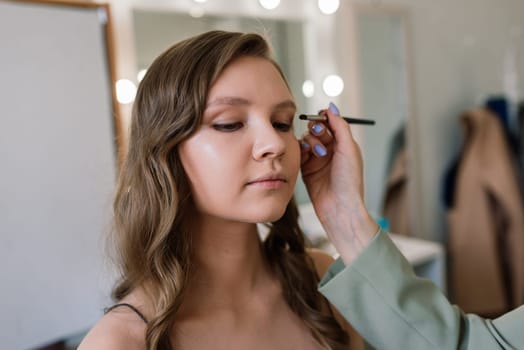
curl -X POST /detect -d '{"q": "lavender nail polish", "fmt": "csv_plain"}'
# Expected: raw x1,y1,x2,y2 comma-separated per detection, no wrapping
314,144,327,157
300,141,310,150
312,123,324,135
329,102,340,115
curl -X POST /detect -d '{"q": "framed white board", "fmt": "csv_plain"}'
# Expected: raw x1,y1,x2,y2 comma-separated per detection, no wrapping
0,1,120,348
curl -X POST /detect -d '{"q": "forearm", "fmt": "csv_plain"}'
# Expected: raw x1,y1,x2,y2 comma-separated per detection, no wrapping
318,230,522,349
318,202,378,265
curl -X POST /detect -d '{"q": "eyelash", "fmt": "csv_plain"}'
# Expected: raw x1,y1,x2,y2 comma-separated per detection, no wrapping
212,122,243,132
212,121,293,133
273,121,292,132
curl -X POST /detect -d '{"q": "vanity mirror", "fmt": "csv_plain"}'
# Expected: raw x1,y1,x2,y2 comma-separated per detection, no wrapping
129,2,415,225
354,4,417,236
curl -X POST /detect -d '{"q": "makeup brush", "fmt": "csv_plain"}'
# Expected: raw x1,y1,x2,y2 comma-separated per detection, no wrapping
299,114,375,125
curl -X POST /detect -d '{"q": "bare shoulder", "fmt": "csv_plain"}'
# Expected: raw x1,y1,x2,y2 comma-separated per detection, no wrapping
307,248,335,278
77,307,146,350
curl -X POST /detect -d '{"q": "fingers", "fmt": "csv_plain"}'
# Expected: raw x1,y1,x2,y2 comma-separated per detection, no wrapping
299,102,358,162
309,120,333,144
299,139,312,165
300,118,335,153
299,117,334,157
324,103,354,146
303,132,330,157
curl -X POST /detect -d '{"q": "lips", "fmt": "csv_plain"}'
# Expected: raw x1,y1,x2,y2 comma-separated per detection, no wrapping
246,173,287,186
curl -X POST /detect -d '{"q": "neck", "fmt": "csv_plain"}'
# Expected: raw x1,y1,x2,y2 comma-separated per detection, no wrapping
184,215,275,310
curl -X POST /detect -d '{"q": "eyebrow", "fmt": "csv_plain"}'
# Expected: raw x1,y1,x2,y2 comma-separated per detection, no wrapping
273,99,297,111
206,97,297,111
207,96,249,107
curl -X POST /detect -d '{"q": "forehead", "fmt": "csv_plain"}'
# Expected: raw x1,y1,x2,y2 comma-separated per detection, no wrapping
207,56,293,103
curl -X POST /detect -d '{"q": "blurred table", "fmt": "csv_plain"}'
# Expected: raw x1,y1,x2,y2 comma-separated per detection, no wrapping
298,203,446,293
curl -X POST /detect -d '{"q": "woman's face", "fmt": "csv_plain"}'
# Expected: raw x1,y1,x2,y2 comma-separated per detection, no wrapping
179,56,300,223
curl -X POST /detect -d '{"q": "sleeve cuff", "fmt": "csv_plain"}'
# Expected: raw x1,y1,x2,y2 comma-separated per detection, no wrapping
318,228,386,289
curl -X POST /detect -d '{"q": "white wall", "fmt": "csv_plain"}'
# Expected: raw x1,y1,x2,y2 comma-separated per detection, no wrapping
0,2,117,349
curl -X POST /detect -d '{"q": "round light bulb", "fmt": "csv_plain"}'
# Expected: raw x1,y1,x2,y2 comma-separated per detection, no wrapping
189,7,205,18
318,0,340,15
116,79,137,104
322,74,344,97
137,69,147,82
193,0,207,3
259,0,280,10
302,80,315,98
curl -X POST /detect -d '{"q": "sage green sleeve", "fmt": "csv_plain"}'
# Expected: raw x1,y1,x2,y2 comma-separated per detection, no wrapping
318,230,524,350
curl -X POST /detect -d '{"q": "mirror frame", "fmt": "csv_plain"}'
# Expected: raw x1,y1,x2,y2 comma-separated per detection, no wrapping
353,3,422,237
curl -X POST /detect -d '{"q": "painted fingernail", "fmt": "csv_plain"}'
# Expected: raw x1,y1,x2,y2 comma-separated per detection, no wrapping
300,141,310,150
329,102,340,115
314,144,327,157
312,123,324,135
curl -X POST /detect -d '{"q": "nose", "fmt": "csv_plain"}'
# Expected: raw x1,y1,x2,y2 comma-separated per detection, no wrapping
252,121,286,161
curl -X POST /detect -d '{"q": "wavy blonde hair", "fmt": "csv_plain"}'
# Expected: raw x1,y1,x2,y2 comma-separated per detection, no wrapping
111,30,349,349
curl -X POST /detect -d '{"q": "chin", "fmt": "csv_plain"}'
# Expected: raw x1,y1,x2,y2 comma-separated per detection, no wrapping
249,204,288,223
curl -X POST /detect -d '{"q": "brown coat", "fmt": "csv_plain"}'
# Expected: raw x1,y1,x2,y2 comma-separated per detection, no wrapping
447,107,524,316
382,148,410,236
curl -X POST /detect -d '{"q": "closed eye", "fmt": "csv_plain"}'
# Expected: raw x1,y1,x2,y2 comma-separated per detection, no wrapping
212,122,243,132
273,121,292,132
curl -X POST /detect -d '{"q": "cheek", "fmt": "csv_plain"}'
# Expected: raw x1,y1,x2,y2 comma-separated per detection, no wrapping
179,135,238,193
287,138,301,181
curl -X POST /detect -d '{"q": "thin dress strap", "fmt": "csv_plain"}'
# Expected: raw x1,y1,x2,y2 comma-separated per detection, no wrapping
104,303,148,324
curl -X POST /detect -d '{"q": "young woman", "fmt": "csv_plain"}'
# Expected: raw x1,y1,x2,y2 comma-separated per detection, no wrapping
79,30,369,350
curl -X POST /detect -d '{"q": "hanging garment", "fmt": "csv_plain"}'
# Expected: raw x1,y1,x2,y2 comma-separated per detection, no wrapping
518,101,524,197
382,125,411,236
447,107,524,317
382,147,410,236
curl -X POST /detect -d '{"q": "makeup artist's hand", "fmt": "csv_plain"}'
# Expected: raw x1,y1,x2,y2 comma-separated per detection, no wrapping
299,102,378,265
